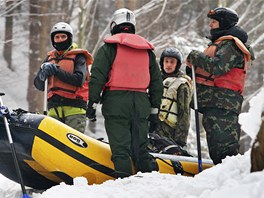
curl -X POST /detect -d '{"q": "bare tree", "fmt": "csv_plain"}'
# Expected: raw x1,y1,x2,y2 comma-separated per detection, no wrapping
27,0,41,112
115,0,125,8
35,0,52,112
78,0,98,49
128,0,136,10
84,0,100,52
3,0,14,71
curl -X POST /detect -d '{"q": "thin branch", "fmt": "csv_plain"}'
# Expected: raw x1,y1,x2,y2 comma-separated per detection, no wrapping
85,0,99,49
236,0,254,26
176,7,207,36
251,32,264,49
91,20,111,56
137,0,167,35
0,0,26,17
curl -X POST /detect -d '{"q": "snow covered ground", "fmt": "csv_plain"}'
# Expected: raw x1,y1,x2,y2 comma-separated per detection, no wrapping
0,149,263,198
36,151,264,198
0,88,263,198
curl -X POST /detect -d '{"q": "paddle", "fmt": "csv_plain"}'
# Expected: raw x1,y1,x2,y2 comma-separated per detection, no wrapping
0,93,30,198
191,67,203,172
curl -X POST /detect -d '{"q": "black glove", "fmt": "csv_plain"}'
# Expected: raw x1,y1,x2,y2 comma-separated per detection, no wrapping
86,101,97,122
39,63,59,81
185,66,192,79
148,113,159,133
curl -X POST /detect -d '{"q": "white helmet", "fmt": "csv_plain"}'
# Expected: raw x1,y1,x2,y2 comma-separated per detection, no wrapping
110,8,136,34
50,22,73,36
50,22,73,51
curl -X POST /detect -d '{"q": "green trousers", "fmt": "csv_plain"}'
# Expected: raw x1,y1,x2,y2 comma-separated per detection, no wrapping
105,116,153,178
202,108,240,164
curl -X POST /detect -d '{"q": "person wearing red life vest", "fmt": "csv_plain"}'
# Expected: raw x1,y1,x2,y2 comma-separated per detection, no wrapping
87,8,163,178
34,22,93,133
186,7,254,164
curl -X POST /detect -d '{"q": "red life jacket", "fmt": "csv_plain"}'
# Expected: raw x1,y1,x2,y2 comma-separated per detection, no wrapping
195,36,251,95
104,33,154,92
47,49,93,101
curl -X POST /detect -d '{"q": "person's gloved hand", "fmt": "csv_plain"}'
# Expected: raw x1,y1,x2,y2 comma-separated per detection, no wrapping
41,62,59,76
0,105,9,116
39,63,59,81
186,50,203,68
0,105,13,120
86,101,97,122
185,66,192,79
148,108,160,133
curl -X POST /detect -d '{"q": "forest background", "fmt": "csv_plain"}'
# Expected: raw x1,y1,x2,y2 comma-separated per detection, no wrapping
0,0,263,155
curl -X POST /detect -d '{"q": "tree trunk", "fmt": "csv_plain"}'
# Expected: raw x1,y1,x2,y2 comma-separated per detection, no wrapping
251,112,264,172
3,0,13,71
35,0,51,112
115,0,136,10
115,0,124,8
127,0,136,10
85,1,99,52
27,0,41,112
78,0,85,48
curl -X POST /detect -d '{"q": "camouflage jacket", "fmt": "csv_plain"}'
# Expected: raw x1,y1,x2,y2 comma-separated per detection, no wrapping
187,39,245,114
160,72,192,134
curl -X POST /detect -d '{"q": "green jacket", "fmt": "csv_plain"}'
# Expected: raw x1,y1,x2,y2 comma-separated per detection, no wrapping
187,40,245,114
89,42,163,118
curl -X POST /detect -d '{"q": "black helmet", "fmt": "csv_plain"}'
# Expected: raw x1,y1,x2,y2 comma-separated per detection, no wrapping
50,22,73,51
207,7,239,30
160,47,182,74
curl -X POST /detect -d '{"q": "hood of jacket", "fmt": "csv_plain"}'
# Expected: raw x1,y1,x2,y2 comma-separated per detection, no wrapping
208,25,248,43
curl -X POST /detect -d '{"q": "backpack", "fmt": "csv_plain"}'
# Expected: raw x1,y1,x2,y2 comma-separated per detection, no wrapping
148,133,192,157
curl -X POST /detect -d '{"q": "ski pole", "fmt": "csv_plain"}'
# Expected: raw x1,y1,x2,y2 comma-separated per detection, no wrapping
43,79,48,115
40,62,49,115
191,67,203,172
0,93,30,198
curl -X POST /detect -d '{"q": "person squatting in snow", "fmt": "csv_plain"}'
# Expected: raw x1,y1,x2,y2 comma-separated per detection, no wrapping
34,22,93,133
86,8,163,178
148,47,193,155
186,7,254,164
